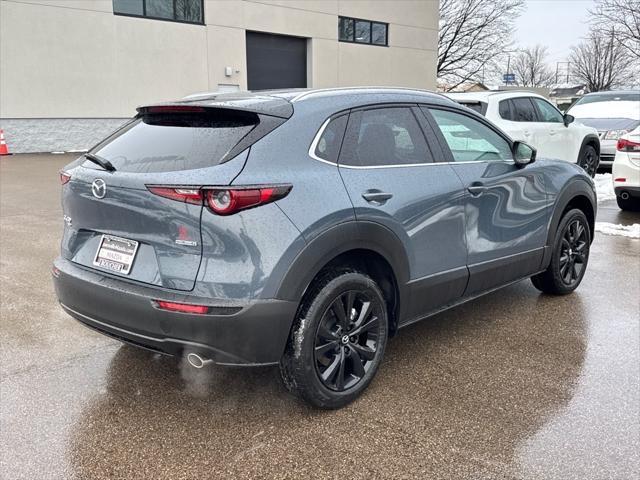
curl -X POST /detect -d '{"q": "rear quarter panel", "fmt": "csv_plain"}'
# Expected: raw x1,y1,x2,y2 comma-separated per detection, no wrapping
232,102,357,242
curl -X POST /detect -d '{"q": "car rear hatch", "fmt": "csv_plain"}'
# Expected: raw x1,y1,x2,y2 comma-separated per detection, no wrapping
60,98,291,291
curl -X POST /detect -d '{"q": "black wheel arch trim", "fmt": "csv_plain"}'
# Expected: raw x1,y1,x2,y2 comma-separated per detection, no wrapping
578,133,601,159
274,220,410,314
543,178,596,268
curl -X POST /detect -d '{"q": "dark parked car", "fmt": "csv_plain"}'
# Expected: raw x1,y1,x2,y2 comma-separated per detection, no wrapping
53,88,596,408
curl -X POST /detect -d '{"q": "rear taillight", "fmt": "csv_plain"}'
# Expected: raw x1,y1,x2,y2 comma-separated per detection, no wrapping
147,187,203,204
155,300,210,314
146,185,292,215
60,171,71,185
617,138,640,152
205,186,291,216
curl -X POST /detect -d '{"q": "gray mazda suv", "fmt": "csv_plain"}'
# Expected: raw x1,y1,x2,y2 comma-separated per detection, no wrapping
53,88,596,408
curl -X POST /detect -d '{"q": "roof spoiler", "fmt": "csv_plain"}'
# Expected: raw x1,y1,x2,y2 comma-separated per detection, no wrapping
137,96,294,119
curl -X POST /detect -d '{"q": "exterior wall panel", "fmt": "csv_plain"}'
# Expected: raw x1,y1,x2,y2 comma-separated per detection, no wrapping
0,0,438,152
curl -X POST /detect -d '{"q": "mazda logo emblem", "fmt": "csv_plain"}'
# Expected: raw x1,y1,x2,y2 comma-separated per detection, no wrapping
91,179,106,199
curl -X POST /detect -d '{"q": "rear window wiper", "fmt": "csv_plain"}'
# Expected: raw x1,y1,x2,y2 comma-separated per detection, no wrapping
84,153,116,172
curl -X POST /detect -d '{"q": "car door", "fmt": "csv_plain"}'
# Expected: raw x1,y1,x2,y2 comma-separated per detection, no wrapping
337,105,468,320
423,106,548,296
507,97,553,155
531,97,571,161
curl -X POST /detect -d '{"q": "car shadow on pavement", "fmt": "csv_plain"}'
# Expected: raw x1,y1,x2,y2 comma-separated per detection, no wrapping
67,283,587,479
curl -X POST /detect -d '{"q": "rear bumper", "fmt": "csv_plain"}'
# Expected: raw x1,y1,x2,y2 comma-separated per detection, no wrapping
614,186,640,199
52,257,297,365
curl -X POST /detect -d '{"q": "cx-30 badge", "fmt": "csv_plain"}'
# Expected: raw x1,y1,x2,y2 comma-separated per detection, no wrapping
91,179,106,199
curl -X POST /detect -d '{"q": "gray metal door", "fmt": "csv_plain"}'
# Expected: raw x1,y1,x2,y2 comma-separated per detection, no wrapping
246,31,307,91
338,106,468,321
424,106,549,296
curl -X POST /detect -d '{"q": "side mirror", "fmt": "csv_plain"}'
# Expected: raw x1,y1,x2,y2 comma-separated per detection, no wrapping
563,113,575,127
513,141,536,167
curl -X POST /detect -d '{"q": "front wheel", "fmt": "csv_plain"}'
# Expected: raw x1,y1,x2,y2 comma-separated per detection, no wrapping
577,145,598,177
531,209,591,295
280,268,388,409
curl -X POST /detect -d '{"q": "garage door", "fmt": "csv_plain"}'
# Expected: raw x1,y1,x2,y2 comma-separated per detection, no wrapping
246,31,307,91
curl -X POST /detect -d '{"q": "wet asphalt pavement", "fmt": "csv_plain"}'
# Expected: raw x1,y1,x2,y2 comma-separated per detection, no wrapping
1,154,639,479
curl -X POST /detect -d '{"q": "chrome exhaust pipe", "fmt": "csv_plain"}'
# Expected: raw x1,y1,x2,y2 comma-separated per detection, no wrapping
621,191,630,200
187,352,213,369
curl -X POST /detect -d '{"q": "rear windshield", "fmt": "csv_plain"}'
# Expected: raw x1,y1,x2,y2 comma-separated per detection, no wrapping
88,111,257,173
573,93,640,106
458,101,487,116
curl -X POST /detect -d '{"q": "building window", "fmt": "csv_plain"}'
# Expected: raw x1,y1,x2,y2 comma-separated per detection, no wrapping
338,16,388,46
113,0,204,25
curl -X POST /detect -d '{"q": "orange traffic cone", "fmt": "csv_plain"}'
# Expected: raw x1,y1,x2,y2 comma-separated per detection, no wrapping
0,130,10,156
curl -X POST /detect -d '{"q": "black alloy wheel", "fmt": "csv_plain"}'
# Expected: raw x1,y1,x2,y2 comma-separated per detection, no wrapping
314,290,382,391
280,268,388,409
558,219,588,287
579,145,598,177
531,208,591,295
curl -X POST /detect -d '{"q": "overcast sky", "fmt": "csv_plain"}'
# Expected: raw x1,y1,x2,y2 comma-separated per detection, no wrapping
514,0,595,66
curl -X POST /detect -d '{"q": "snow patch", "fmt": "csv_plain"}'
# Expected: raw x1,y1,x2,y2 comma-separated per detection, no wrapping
595,222,640,238
594,173,616,203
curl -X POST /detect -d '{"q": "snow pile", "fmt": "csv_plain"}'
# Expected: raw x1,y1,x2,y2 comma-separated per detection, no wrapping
594,173,616,203
595,222,640,239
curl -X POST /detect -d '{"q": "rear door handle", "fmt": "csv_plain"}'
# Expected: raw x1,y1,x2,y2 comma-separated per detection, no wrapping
467,183,487,196
549,130,557,136
523,130,531,137
362,190,393,204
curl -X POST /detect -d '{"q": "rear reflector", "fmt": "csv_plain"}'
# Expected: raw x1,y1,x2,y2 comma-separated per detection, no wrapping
60,171,71,185
155,300,210,314
614,177,627,182
146,184,292,215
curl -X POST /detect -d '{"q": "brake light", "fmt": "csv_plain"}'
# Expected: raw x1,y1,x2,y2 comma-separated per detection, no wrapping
617,138,640,152
60,171,71,185
155,300,210,314
146,185,292,215
205,186,291,215
142,105,206,114
147,187,203,204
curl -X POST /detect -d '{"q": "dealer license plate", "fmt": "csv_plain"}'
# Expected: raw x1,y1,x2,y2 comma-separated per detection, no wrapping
92,234,139,275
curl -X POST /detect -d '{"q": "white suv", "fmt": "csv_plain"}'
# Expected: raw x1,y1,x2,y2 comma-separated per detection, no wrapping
446,91,601,176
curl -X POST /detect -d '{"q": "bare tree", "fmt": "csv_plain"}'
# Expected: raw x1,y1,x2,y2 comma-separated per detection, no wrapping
511,45,555,87
590,0,640,60
438,0,525,91
569,30,634,91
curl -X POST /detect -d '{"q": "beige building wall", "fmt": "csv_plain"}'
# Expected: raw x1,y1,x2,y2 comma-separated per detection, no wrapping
1,0,438,120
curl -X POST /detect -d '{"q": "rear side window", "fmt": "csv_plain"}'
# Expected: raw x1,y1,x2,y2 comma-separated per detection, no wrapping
510,98,538,122
89,111,257,173
340,107,431,166
499,100,512,120
313,115,347,162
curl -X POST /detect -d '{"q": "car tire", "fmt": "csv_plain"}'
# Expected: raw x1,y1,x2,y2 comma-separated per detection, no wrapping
577,144,598,177
279,268,388,409
616,195,640,211
531,208,591,295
